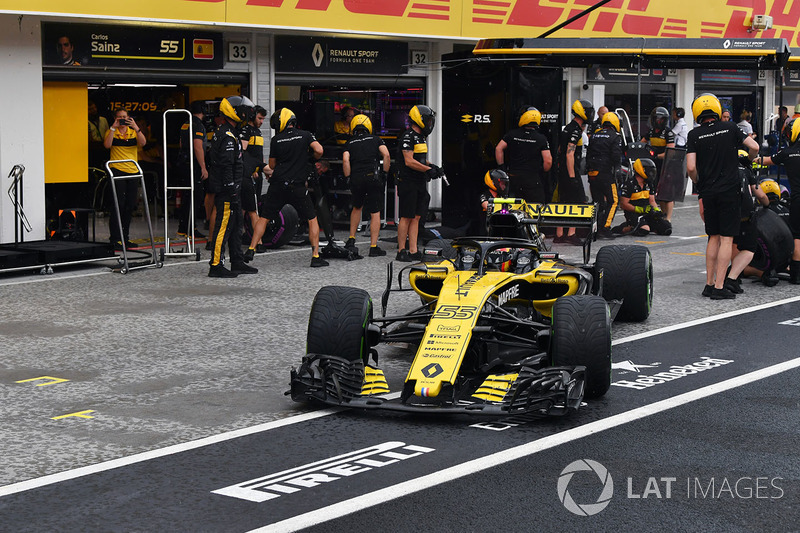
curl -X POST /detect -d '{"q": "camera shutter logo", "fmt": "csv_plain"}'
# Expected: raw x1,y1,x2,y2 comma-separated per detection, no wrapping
557,459,614,516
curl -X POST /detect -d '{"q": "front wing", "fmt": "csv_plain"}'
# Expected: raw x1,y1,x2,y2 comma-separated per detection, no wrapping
288,354,586,416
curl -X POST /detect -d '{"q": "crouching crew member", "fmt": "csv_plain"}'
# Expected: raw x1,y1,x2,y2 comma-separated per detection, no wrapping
207,96,258,278
757,117,800,284
613,158,672,237
250,108,326,267
643,106,676,220
725,150,770,294
586,111,624,239
343,114,391,257
494,106,552,204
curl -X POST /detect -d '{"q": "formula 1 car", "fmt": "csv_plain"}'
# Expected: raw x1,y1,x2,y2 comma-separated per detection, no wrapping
289,198,653,416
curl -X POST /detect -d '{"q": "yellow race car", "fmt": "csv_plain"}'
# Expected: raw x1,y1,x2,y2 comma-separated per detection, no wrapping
289,199,652,416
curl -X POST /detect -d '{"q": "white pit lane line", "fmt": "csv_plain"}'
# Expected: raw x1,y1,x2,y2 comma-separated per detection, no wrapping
257,357,800,533
2,295,800,512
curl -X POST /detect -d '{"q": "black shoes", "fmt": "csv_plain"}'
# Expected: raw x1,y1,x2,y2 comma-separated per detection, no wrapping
565,235,584,246
702,284,713,297
723,277,743,294
255,244,268,253
596,228,616,240
208,264,238,278
345,237,357,249
243,248,255,263
395,249,422,262
368,245,387,257
231,261,258,274
310,256,329,267
710,287,736,300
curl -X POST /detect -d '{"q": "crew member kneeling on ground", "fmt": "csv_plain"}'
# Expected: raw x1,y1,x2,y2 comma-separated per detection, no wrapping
724,150,770,294
249,108,326,267
494,106,552,204
208,96,258,278
586,111,624,239
757,117,800,285
343,114,391,257
613,158,672,237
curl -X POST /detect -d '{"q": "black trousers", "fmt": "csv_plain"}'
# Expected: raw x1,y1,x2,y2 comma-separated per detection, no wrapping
209,196,244,267
589,175,619,229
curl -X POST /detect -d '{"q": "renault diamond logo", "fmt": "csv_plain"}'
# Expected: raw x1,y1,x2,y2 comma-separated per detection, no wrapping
312,43,324,67
461,114,473,123
723,39,731,49
421,363,443,378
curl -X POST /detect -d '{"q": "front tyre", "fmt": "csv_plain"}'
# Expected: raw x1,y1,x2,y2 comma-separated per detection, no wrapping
595,245,653,322
306,286,373,362
551,295,611,399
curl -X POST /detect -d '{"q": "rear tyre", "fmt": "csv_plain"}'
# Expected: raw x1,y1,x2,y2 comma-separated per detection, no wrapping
551,295,611,399
750,208,793,273
595,245,653,322
307,286,373,362
262,204,299,250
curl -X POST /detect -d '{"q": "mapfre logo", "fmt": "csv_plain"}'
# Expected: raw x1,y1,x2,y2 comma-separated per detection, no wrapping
461,114,491,123
212,442,435,502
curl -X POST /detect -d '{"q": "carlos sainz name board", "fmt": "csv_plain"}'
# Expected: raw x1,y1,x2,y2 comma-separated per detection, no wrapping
42,23,222,70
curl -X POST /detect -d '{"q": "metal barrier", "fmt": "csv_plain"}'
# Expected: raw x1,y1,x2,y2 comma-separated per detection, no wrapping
6,164,32,243
162,109,200,261
105,159,161,274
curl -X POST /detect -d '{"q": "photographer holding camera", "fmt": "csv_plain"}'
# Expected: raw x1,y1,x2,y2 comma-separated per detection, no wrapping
103,109,146,248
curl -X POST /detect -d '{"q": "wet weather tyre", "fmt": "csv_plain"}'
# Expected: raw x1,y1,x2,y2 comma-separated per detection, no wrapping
262,204,299,250
750,208,793,272
551,295,611,399
307,286,373,362
595,244,653,322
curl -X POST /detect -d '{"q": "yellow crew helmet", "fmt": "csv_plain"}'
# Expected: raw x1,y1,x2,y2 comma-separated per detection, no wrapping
601,112,621,132
484,169,510,196
692,93,722,123
571,99,595,123
518,106,542,128
219,95,255,126
409,105,436,136
270,107,297,133
633,158,657,182
350,114,373,135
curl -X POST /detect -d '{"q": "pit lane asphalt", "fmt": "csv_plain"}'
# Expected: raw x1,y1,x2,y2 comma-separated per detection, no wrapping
1,197,799,531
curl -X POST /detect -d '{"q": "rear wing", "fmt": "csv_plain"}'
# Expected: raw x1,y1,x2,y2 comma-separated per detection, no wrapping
488,197,597,263
488,198,597,229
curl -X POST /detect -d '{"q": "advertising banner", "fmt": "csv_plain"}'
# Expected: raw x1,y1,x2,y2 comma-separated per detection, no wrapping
42,23,223,69
2,1,800,44
274,36,408,74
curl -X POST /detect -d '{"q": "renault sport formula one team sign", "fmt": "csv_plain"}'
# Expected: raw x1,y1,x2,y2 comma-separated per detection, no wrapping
42,23,223,70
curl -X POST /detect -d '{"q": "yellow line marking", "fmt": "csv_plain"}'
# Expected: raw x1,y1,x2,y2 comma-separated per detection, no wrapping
671,252,705,256
15,376,69,387
52,410,95,420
